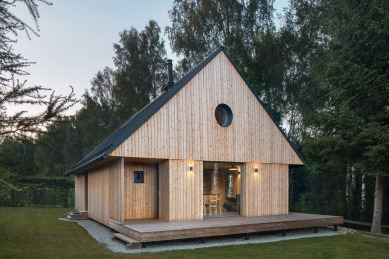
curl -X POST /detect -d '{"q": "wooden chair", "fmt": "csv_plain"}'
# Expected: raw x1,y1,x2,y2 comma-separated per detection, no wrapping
209,194,218,215
203,195,210,216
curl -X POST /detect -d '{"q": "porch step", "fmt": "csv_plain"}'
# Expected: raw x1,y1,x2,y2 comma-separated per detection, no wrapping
113,233,142,249
65,211,89,220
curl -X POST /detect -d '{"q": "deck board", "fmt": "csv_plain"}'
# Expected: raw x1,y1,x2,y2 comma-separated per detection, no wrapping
108,212,343,243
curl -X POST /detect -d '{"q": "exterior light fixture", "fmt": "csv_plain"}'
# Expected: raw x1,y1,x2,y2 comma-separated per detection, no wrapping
190,166,193,171
229,166,238,171
255,168,258,173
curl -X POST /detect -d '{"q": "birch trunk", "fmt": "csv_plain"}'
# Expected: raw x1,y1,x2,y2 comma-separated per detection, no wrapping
371,175,383,233
361,174,366,211
351,166,356,189
289,168,294,204
346,164,351,202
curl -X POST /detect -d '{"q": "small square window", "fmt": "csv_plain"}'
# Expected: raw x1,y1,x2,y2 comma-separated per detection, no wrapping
134,171,144,183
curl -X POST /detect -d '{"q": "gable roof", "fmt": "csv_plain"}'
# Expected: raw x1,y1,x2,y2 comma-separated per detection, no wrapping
65,47,304,176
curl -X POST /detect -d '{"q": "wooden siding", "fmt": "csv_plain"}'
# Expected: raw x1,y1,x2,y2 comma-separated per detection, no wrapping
74,173,86,211
158,160,203,222
110,51,303,166
158,160,170,221
109,158,124,223
242,163,289,217
88,163,110,226
124,162,157,219
169,160,203,221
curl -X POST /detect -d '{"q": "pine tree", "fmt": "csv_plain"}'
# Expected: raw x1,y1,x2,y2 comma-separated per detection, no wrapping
0,0,77,199
113,20,167,125
0,0,77,142
34,120,70,176
306,0,389,233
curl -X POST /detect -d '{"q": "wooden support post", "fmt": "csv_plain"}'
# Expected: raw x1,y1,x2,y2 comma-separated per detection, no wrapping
245,233,250,240
282,230,286,237
314,227,318,233
334,225,337,231
142,243,146,248
201,237,205,244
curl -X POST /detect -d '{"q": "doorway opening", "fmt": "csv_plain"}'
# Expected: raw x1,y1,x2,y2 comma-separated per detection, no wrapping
203,162,241,218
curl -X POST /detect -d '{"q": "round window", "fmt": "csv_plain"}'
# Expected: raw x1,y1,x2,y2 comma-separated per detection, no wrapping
215,104,233,127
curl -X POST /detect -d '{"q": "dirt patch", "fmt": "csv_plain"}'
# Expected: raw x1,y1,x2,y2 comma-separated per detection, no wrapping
335,226,389,244
356,230,389,244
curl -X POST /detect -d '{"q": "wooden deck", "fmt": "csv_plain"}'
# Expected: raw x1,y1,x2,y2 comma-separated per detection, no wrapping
108,212,343,243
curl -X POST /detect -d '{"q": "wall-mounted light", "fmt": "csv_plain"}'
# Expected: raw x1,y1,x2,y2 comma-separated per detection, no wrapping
190,166,193,171
254,168,258,173
229,166,238,171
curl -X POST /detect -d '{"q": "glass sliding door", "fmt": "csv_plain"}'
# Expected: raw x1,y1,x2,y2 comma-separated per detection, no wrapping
203,162,241,218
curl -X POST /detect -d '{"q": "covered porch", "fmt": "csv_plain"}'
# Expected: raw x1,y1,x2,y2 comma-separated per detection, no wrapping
109,212,343,244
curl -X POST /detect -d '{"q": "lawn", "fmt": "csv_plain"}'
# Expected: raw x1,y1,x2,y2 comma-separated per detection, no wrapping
0,207,388,259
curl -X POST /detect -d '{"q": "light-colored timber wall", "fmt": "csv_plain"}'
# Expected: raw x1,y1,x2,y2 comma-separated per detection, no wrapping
88,163,110,226
158,160,170,221
242,163,289,217
74,173,86,211
110,51,303,166
124,162,157,219
88,159,122,226
158,160,203,221
170,160,203,221
109,158,124,223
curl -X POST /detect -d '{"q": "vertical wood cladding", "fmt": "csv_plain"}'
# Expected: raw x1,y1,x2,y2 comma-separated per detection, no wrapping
169,160,203,221
109,51,303,166
109,158,124,223
124,162,157,219
87,159,122,226
87,160,158,225
84,50,301,225
88,163,110,226
242,163,289,217
158,160,170,221
75,173,86,211
158,160,203,222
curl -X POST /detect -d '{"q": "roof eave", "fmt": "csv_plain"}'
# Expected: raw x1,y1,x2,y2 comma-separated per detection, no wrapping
64,153,108,176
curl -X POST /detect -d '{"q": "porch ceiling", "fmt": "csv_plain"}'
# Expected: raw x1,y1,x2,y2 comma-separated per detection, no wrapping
122,157,166,163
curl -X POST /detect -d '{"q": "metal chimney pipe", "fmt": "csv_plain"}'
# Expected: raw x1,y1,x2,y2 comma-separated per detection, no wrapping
164,59,174,91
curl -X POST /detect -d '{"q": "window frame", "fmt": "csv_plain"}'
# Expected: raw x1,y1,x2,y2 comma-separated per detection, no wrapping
134,171,144,183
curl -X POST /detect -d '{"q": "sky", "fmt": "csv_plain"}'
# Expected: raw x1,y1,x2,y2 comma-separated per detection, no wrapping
9,0,289,116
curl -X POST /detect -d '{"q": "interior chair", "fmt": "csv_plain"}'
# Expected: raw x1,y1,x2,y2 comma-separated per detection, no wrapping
209,194,218,215
203,194,210,216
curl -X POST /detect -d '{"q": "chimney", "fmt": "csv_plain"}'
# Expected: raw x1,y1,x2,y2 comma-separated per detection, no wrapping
164,59,174,91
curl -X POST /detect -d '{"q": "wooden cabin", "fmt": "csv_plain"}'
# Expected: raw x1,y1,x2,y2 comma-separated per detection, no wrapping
65,47,341,246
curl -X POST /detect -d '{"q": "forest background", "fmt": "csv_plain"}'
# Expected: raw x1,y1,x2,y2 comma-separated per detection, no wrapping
1,0,388,233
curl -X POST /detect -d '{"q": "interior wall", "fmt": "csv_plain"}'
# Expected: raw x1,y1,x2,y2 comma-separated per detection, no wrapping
233,172,240,198
203,163,241,213
242,163,289,217
124,162,157,219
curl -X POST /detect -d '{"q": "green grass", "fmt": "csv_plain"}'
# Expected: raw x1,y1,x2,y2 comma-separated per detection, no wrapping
0,207,388,259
